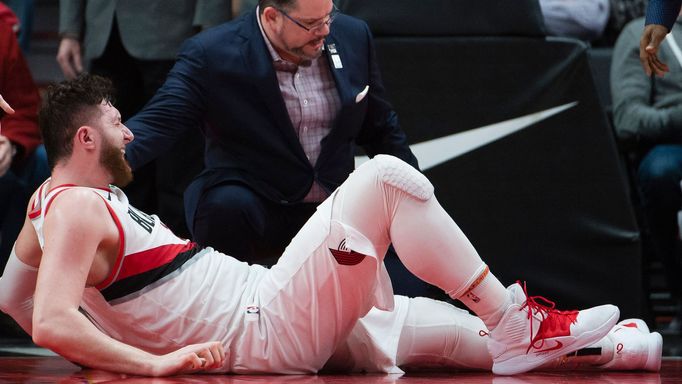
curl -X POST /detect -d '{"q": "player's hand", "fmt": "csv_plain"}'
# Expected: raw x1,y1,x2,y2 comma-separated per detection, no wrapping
56,37,84,80
0,134,15,177
640,24,670,77
150,341,225,376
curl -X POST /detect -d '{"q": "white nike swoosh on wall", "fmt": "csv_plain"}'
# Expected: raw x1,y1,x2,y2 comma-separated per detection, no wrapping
355,101,578,171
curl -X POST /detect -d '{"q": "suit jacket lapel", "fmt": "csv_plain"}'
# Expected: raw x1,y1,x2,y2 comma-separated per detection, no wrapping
239,13,306,157
324,33,353,106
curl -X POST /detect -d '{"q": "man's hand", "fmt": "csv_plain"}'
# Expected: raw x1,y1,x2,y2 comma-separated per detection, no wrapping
640,24,671,77
56,37,84,80
151,341,226,376
0,134,15,177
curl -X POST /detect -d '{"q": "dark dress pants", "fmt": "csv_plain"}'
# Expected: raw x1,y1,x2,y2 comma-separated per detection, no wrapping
191,183,318,266
638,144,682,300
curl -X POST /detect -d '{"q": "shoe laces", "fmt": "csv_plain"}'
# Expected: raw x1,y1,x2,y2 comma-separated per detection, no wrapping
518,281,578,353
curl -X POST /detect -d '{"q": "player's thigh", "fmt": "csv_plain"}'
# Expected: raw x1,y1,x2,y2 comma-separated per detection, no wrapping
236,208,382,373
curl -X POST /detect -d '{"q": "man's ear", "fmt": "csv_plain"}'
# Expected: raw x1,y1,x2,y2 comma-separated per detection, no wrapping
262,6,280,25
75,126,97,150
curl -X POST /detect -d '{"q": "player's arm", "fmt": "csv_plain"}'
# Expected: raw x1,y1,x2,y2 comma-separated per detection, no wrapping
0,190,43,335
31,190,224,376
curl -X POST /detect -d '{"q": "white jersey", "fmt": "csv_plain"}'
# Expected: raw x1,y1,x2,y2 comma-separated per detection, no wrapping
1,157,534,374
24,162,417,373
29,180,263,360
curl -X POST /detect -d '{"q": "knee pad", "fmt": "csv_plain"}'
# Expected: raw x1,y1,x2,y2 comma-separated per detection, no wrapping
372,155,434,201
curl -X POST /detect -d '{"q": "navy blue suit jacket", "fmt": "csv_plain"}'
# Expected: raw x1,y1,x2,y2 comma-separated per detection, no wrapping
646,0,682,30
125,10,417,223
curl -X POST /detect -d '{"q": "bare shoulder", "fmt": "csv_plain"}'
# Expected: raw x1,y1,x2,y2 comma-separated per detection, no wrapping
44,188,112,230
16,187,118,269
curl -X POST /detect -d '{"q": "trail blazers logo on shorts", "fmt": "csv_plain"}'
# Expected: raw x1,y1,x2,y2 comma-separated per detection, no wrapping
329,239,367,266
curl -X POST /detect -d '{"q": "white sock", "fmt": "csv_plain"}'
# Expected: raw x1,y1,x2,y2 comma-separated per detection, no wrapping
454,267,511,330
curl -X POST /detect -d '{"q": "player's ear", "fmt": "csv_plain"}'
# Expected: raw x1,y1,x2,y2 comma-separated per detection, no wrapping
75,125,97,149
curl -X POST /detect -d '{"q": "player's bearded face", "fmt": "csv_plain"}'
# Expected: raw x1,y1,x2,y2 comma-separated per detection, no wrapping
100,137,133,187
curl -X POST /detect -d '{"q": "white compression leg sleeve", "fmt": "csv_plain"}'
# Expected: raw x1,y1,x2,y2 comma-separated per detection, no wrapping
334,155,496,298
0,245,38,335
396,297,492,370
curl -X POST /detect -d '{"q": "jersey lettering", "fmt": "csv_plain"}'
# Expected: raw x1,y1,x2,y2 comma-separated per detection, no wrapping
128,206,155,233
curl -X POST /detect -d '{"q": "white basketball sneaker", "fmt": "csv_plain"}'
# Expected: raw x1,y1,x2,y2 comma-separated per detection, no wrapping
595,318,662,371
488,282,619,375
539,318,662,371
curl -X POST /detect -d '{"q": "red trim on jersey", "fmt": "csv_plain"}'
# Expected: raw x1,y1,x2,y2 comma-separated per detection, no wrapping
43,188,73,216
94,195,126,290
28,181,49,220
115,242,196,281
46,183,78,193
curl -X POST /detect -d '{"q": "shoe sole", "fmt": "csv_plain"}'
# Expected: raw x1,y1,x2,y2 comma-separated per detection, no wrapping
492,308,619,375
646,332,663,372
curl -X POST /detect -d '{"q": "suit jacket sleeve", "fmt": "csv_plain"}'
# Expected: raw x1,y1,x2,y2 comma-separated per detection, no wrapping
0,22,41,162
646,0,682,30
59,0,85,37
611,19,682,144
355,23,419,170
125,38,209,169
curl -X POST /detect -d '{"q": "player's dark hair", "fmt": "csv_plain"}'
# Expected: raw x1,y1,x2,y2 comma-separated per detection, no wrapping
39,74,114,170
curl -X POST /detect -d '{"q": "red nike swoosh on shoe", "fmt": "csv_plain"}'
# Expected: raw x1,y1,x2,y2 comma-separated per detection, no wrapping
534,340,563,354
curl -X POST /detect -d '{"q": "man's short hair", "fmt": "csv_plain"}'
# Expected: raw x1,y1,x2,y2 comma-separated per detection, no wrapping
259,0,298,14
39,74,114,170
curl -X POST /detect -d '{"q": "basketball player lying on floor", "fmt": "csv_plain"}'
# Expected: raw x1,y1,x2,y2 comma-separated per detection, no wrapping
0,76,662,377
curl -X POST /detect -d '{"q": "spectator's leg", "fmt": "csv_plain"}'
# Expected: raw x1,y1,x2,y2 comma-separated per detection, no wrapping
638,144,682,307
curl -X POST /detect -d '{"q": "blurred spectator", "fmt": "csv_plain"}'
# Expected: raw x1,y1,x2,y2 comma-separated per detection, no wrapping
0,10,48,272
539,0,647,45
612,14,682,332
235,0,258,14
0,1,18,32
4,0,33,52
539,0,610,41
599,0,648,45
56,0,231,238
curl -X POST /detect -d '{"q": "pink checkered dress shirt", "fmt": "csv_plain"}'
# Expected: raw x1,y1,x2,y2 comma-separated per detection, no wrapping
257,11,342,202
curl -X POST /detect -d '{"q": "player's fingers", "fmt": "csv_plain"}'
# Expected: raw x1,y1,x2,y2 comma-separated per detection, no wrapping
199,349,215,368
207,343,225,368
186,353,204,371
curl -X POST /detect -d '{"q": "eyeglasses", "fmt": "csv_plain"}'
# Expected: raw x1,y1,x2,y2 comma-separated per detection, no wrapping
276,4,338,33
